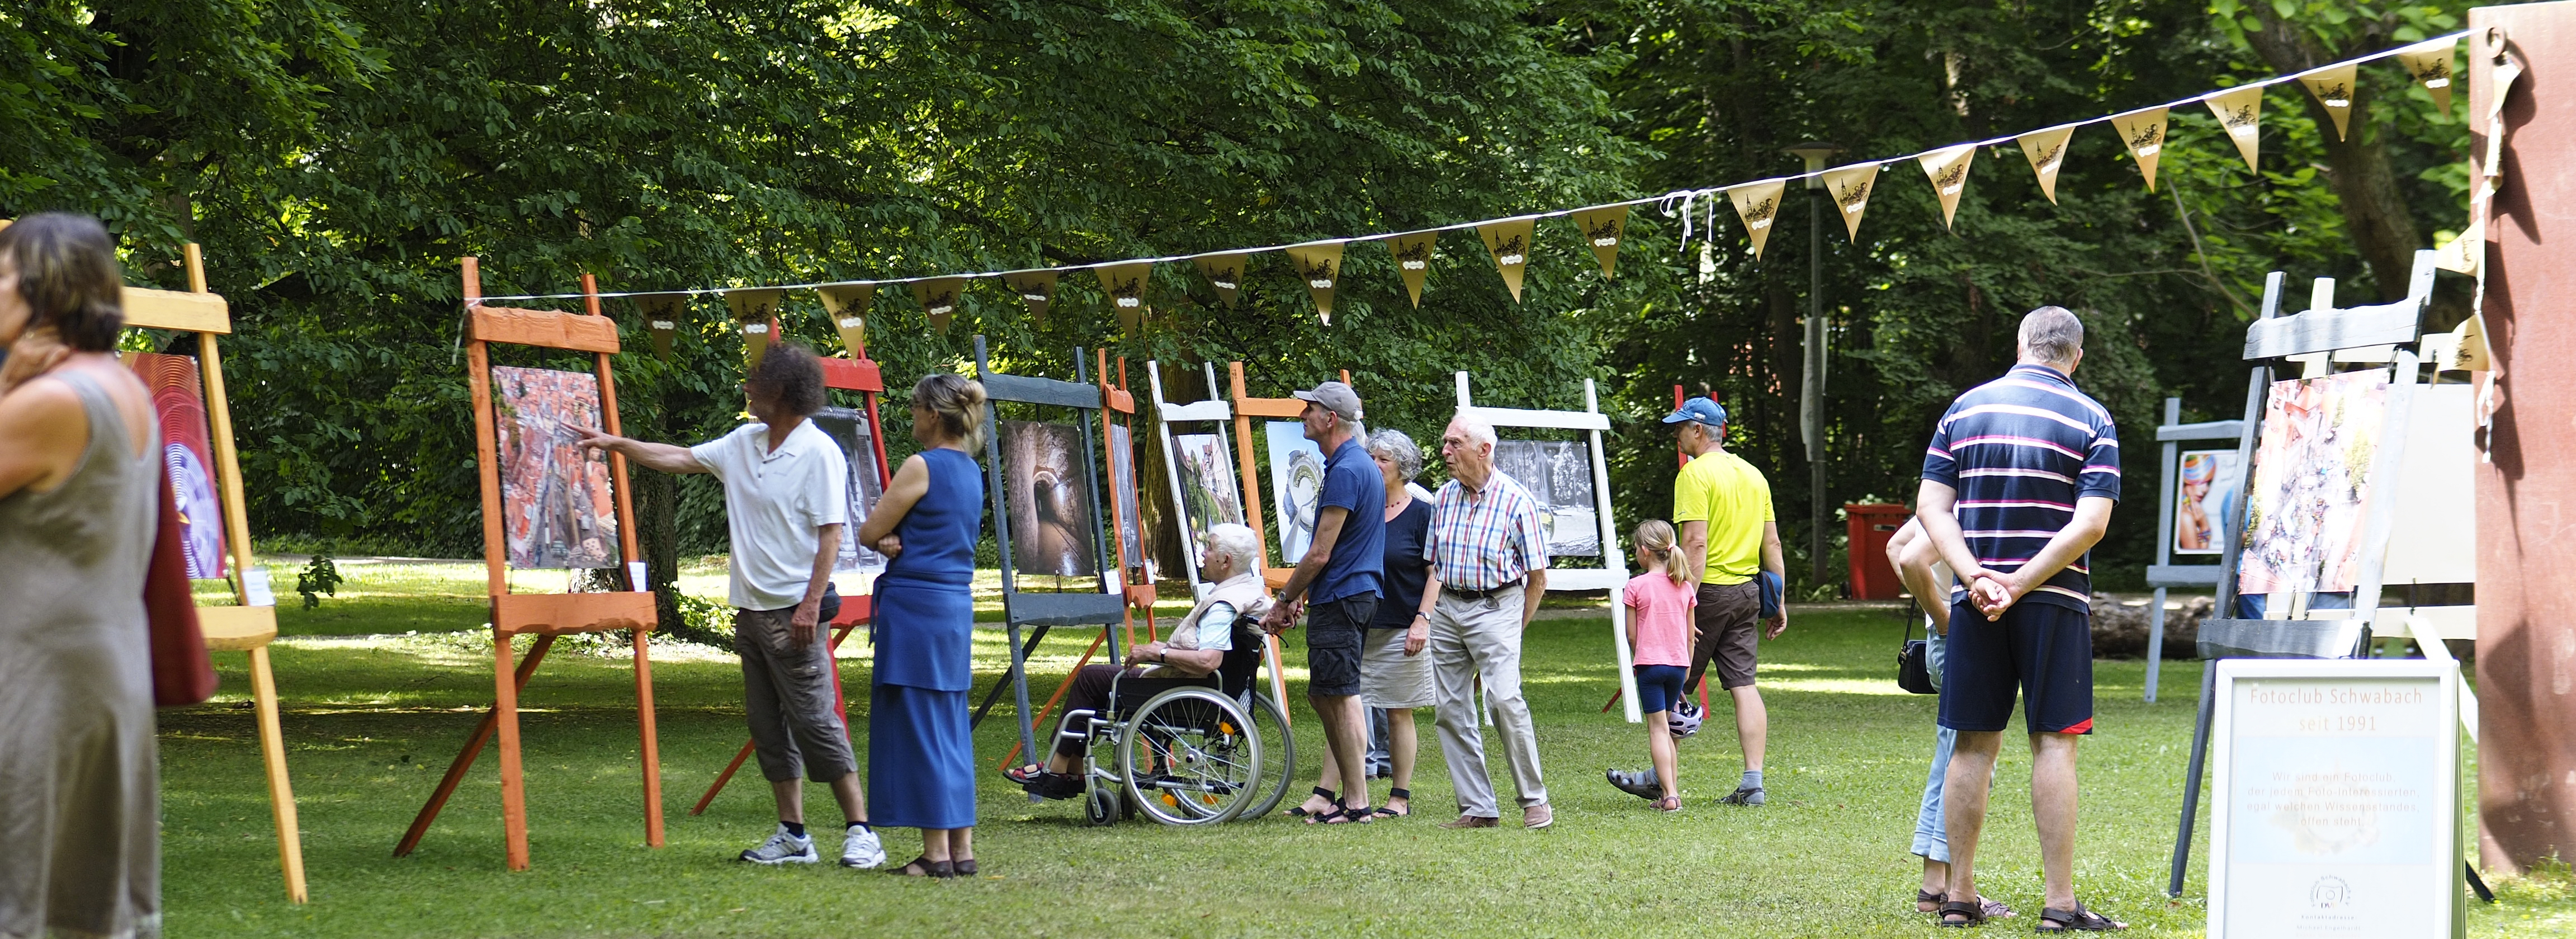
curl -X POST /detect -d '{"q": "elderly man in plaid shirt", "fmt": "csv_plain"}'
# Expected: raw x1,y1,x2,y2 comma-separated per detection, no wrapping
1425,411,1554,830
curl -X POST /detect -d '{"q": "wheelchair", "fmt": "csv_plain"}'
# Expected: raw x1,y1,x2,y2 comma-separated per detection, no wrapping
1051,630,1296,826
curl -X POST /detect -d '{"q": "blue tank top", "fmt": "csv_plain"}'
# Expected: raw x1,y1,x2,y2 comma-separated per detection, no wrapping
881,447,982,587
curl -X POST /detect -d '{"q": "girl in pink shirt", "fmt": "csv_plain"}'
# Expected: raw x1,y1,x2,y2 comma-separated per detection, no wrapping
1608,520,1696,811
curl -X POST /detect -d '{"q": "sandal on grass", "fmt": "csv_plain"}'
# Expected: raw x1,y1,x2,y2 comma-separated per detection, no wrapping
1937,900,1986,928
2035,904,2124,932
1650,795,1682,813
1370,787,1412,818
1917,889,1944,914
953,858,976,876
1314,804,1375,824
889,855,953,879
1285,786,1337,818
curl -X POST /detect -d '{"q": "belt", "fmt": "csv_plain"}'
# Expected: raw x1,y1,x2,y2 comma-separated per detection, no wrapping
1443,579,1524,601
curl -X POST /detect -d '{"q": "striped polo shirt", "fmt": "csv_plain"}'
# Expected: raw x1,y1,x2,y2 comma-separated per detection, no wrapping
1921,363,2121,611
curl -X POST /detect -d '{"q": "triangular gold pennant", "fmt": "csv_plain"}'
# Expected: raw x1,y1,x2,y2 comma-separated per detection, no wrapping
635,292,688,361
2299,63,2359,141
2202,86,2263,172
1477,217,1537,303
910,277,966,332
1194,253,1249,309
1094,262,1151,333
1282,242,1344,324
1000,270,1056,323
1726,180,1788,259
1915,145,1975,230
726,288,787,369
1821,163,1881,242
816,283,876,358
2017,126,2074,204
1570,205,1630,278
1387,232,1438,307
2399,40,2457,114
2109,107,2170,191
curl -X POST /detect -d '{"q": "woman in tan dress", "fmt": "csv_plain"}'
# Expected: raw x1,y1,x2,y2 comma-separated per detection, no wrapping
0,213,164,939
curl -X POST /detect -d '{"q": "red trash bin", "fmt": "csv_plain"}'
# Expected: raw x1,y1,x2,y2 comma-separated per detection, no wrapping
1843,504,1911,600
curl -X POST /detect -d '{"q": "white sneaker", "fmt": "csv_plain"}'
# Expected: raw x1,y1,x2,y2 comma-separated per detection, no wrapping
839,825,886,869
738,823,819,865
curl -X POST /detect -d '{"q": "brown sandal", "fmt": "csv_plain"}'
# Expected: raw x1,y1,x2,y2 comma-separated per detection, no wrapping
889,855,954,879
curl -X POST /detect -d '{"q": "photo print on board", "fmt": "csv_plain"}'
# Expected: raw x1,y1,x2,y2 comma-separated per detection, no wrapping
1003,420,1100,578
2173,449,2243,556
1171,432,1246,572
2239,370,2389,596
1265,421,1329,564
492,366,618,569
1493,439,1601,557
130,352,228,579
811,407,887,574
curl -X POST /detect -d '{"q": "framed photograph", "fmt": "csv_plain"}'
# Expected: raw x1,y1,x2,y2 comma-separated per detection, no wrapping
1265,421,1327,565
1001,419,1099,578
2240,371,2390,594
130,352,229,579
2174,449,2243,556
1171,432,1245,569
1107,422,1144,569
810,407,887,574
1495,438,1601,557
491,366,618,569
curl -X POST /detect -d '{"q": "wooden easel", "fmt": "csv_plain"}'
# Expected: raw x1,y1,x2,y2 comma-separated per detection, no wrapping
963,337,1128,794
2140,399,2246,702
395,261,661,870
1146,361,1292,723
119,245,308,902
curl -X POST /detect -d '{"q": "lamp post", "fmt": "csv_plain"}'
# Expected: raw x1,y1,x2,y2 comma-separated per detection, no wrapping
1784,140,1840,589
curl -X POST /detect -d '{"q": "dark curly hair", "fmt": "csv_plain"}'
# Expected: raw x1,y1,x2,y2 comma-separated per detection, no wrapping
1,213,125,351
746,342,826,417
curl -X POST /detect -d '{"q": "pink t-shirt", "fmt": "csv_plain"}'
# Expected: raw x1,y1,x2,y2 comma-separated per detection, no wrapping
1624,573,1697,667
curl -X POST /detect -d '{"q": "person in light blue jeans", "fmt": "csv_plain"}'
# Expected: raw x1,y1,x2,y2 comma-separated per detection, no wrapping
1890,521,2013,919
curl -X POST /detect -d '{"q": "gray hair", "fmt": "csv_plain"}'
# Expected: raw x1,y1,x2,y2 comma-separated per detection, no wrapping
1201,523,1261,575
1366,428,1424,480
2017,306,2084,365
1448,410,1497,451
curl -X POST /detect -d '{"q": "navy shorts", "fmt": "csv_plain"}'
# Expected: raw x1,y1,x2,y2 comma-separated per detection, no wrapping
1633,664,1688,715
1304,595,1378,697
1938,599,2094,734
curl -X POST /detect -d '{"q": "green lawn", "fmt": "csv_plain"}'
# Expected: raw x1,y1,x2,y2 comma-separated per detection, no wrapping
164,587,2574,937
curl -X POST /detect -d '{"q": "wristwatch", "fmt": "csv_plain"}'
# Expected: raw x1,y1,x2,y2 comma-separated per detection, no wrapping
1412,611,1429,622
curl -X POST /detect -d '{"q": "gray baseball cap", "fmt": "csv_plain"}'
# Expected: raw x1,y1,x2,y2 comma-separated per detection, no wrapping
1292,381,1364,422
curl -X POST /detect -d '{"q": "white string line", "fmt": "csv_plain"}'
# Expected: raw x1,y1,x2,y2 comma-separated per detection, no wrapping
473,32,2465,305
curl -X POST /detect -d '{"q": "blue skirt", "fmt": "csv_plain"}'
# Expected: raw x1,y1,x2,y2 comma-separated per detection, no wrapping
867,682,977,829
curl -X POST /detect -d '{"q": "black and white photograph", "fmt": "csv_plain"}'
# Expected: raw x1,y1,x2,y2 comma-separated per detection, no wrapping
1495,438,1600,557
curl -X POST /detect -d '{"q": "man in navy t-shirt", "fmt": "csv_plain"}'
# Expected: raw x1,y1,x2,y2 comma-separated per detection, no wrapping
1914,306,2125,931
1260,380,1386,823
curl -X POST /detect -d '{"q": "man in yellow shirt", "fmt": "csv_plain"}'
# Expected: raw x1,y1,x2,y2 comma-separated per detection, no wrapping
1663,397,1786,806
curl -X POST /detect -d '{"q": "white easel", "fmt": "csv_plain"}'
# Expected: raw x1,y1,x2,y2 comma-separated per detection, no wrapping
1145,360,1293,720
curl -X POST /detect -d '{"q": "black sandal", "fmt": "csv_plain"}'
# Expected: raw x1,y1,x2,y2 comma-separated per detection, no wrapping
952,858,977,876
1937,900,1986,928
1370,787,1412,818
2035,904,2125,932
1285,786,1337,818
1917,889,1945,913
1311,803,1375,824
889,855,954,879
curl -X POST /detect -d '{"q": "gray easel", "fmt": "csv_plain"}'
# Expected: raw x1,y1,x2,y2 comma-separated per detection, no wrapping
2142,401,2244,702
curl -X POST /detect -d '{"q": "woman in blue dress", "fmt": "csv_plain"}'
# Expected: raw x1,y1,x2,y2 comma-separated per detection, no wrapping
855,373,986,877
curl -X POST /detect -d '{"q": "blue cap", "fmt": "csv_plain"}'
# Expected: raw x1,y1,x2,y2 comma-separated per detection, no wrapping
1660,397,1728,427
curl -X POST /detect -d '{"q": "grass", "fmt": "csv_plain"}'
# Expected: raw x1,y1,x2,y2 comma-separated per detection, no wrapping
163,583,2574,937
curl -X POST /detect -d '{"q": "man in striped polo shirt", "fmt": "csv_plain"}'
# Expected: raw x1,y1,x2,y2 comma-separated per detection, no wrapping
1915,306,2126,931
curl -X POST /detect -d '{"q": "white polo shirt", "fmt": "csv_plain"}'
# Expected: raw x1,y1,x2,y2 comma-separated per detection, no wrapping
691,420,849,611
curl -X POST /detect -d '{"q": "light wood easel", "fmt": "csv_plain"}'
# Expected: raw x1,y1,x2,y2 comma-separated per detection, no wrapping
395,261,661,870
120,244,307,902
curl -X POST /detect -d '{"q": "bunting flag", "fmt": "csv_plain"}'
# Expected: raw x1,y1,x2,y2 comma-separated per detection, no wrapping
2109,107,2171,191
2018,125,2074,204
1915,145,1975,230
1387,232,1438,306
816,283,875,357
1571,205,1630,278
1094,262,1151,332
726,288,786,367
634,292,687,361
1727,180,1787,259
1283,242,1345,324
1195,252,1249,308
2203,85,2265,172
1821,163,1881,242
2399,40,2456,113
2299,63,2359,140
1000,270,1056,323
911,277,966,332
1477,217,1537,301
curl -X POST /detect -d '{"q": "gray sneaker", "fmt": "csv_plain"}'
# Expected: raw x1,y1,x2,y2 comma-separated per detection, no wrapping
1605,768,1661,800
1715,785,1766,806
739,823,819,865
839,826,885,869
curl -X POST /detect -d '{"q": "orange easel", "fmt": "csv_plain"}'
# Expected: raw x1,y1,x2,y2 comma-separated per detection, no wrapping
394,261,661,870
1224,362,1354,721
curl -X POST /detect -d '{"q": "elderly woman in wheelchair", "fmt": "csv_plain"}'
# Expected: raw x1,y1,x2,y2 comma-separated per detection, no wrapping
1006,524,1287,824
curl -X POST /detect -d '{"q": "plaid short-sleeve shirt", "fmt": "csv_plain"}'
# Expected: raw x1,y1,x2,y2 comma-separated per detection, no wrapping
1426,470,1550,592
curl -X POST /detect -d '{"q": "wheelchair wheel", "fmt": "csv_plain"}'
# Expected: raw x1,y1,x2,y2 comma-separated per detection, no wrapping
1083,784,1119,827
1238,690,1295,820
1117,687,1260,826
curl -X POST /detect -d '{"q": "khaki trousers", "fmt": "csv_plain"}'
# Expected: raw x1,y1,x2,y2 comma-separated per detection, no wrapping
1429,589,1547,817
